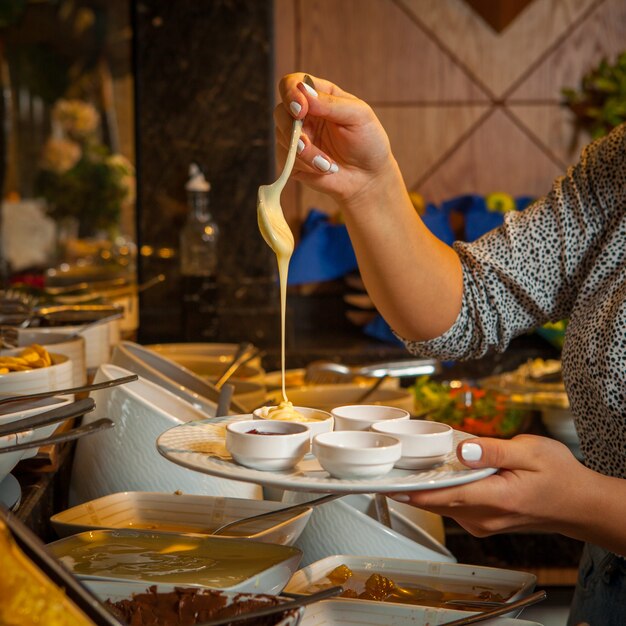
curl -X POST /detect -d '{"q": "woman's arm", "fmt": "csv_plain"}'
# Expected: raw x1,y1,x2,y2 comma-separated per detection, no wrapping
390,435,626,556
276,73,463,341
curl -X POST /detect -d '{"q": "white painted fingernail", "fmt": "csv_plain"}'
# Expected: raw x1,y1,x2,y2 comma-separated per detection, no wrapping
329,163,339,173
313,155,331,172
461,442,483,462
289,101,302,116
297,139,305,154
302,82,318,97
390,494,410,503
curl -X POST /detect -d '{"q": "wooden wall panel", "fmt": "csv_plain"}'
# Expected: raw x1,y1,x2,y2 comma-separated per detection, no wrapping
273,0,624,223
297,0,488,102
402,0,598,96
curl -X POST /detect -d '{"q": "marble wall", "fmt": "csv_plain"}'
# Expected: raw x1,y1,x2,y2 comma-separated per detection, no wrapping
134,0,281,345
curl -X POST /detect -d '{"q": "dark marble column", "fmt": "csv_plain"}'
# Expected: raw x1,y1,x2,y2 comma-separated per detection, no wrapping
133,0,279,345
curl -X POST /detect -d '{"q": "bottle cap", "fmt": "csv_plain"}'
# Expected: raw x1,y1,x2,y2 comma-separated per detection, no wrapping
186,163,211,192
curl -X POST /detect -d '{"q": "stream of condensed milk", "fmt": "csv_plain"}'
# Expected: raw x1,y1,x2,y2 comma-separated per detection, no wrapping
257,117,304,421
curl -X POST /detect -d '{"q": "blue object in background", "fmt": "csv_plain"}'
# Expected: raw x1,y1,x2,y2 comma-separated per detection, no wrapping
288,196,534,344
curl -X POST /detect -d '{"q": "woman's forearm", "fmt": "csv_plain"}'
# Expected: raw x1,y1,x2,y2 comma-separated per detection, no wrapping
339,158,464,341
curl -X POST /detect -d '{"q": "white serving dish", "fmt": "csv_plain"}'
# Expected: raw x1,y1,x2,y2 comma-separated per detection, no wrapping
283,492,454,568
147,342,263,369
331,404,410,431
85,581,303,626
48,529,302,595
69,363,262,506
299,598,543,626
16,329,87,386
226,420,311,471
286,554,536,615
272,384,414,414
312,431,401,479
172,354,265,384
0,350,73,395
51,491,312,546
371,420,453,469
254,405,333,439
0,429,36,484
113,340,268,413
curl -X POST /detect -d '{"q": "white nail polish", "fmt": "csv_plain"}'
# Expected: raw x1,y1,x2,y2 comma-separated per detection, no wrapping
289,101,302,116
329,163,339,173
390,494,410,503
302,82,318,97
461,442,483,462
297,139,305,154
313,155,331,172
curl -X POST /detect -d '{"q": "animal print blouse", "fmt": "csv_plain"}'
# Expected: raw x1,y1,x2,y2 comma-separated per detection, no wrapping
403,124,626,479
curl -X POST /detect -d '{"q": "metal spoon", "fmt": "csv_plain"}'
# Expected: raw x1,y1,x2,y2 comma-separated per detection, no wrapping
196,585,344,626
0,418,114,453
0,397,95,437
0,373,138,407
211,492,344,536
214,342,255,390
439,590,547,625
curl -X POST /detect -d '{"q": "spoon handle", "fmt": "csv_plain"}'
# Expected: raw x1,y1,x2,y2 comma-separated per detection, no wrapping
196,585,344,626
212,492,344,535
0,374,138,407
0,418,114,453
0,397,95,437
439,589,547,625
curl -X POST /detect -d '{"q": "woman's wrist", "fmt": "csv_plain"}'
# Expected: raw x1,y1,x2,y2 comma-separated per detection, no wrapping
339,156,406,216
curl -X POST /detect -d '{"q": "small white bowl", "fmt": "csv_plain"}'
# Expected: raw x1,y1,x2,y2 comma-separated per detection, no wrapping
371,420,454,469
331,404,410,431
312,430,401,479
226,419,311,471
0,350,73,396
253,405,333,439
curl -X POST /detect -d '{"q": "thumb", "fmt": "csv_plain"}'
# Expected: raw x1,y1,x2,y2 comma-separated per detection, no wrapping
457,434,543,471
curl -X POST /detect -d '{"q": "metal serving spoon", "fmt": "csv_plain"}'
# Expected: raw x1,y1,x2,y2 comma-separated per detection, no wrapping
0,373,138,407
196,585,344,626
211,492,344,536
0,418,114,453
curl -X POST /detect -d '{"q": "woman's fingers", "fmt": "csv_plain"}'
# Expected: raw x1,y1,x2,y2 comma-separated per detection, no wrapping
457,434,549,471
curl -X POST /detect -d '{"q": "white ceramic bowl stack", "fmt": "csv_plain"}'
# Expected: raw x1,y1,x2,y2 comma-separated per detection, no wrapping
0,430,37,484
0,349,73,395
69,363,262,506
15,329,87,386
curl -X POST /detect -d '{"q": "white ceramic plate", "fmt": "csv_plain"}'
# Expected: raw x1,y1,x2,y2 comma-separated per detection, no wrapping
157,416,497,494
300,599,543,626
286,554,536,613
47,529,302,595
51,490,312,546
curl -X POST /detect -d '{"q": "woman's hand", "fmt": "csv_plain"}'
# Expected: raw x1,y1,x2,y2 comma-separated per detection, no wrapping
389,434,597,538
275,73,396,206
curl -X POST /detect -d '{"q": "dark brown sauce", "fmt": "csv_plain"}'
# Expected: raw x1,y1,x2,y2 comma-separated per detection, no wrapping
245,429,287,435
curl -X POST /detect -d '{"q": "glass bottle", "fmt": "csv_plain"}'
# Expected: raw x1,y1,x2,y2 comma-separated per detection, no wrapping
179,163,219,339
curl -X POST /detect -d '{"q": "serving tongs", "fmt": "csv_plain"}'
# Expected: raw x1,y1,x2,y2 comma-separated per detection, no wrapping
0,505,123,626
0,373,138,408
305,358,440,384
0,397,95,437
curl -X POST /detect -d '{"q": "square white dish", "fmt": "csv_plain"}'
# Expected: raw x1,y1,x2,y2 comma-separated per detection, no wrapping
50,490,312,546
300,598,543,625
284,554,536,613
47,528,302,595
